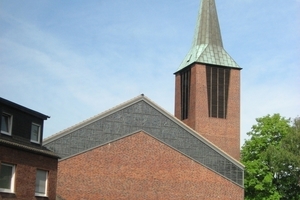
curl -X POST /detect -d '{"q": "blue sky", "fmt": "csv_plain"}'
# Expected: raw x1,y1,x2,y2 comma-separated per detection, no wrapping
1,0,299,146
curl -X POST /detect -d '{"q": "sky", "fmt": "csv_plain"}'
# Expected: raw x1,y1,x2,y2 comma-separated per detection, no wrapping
0,0,299,147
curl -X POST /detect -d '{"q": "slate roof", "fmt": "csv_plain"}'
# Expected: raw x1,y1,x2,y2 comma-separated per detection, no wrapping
176,0,240,72
44,94,244,187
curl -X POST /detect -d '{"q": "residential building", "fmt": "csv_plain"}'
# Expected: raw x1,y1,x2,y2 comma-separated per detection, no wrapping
0,97,59,200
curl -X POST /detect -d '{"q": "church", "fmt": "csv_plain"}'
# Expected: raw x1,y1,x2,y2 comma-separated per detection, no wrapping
44,0,244,199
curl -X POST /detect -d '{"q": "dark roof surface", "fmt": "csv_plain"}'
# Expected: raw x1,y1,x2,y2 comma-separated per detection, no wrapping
0,97,50,120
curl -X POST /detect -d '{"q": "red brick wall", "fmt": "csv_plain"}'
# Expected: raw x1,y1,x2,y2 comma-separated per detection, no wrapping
57,132,243,200
0,145,58,200
175,64,241,160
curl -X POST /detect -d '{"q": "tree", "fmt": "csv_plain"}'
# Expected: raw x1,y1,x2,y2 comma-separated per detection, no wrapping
241,114,300,200
265,117,300,200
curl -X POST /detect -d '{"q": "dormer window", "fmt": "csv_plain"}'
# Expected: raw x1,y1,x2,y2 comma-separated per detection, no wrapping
1,113,12,135
31,123,41,144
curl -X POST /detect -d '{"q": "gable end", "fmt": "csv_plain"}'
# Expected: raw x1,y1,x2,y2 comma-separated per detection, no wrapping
44,98,243,186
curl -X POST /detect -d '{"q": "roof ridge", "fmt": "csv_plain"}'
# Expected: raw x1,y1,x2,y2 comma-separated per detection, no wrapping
43,94,146,143
0,138,59,158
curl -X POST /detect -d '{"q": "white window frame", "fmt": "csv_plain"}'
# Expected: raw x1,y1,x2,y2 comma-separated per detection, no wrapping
35,169,48,197
1,113,13,136
31,123,41,144
0,163,15,193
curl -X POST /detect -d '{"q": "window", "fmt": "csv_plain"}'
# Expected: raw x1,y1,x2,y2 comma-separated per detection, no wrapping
0,163,15,193
1,113,12,135
35,170,48,196
31,123,41,143
180,68,191,120
206,66,230,118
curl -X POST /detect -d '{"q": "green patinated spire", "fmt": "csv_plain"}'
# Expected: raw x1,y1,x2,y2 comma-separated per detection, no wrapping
176,0,240,72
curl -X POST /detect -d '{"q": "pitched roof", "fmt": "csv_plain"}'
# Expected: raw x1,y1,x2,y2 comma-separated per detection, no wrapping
44,94,244,186
0,137,59,158
176,0,240,72
0,97,50,120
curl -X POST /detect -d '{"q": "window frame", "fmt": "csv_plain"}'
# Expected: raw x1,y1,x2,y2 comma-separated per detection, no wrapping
0,163,16,193
1,113,13,136
30,123,41,144
35,169,48,197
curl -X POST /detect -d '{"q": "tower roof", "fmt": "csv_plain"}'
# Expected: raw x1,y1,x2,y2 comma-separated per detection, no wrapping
176,0,240,72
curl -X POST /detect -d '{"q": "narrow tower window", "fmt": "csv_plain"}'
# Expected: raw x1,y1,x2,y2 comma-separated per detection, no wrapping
180,68,191,120
206,66,230,118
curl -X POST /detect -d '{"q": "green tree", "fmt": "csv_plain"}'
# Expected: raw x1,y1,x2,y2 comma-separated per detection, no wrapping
241,114,300,200
265,117,300,200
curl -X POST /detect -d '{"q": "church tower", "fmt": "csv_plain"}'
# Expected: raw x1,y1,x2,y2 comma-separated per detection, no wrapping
174,0,241,160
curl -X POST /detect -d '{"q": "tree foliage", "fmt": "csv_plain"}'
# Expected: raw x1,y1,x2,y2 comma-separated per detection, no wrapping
241,114,300,200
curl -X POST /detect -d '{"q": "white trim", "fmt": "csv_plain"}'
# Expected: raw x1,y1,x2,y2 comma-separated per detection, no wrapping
1,113,13,136
31,123,41,144
35,169,48,197
0,163,15,193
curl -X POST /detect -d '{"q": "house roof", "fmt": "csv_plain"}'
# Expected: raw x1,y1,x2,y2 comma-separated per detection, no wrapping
0,97,50,120
0,137,59,158
44,94,244,187
176,0,240,73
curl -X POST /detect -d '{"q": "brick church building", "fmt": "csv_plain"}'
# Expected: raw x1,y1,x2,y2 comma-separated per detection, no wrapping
44,0,244,199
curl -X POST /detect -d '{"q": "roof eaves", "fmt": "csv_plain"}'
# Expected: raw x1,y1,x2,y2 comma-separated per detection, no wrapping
0,138,59,159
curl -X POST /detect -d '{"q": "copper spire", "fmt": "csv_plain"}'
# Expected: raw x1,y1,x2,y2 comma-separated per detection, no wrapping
176,0,240,72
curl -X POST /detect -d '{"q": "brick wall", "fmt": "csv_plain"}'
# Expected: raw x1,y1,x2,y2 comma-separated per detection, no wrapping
175,64,241,160
57,131,243,199
0,145,58,200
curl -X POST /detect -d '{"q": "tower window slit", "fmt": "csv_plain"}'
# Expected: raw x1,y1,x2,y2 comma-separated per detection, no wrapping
181,69,191,120
206,66,230,118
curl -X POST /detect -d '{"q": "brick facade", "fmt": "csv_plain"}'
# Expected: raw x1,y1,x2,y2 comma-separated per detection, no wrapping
0,145,58,200
175,64,241,160
56,131,243,200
